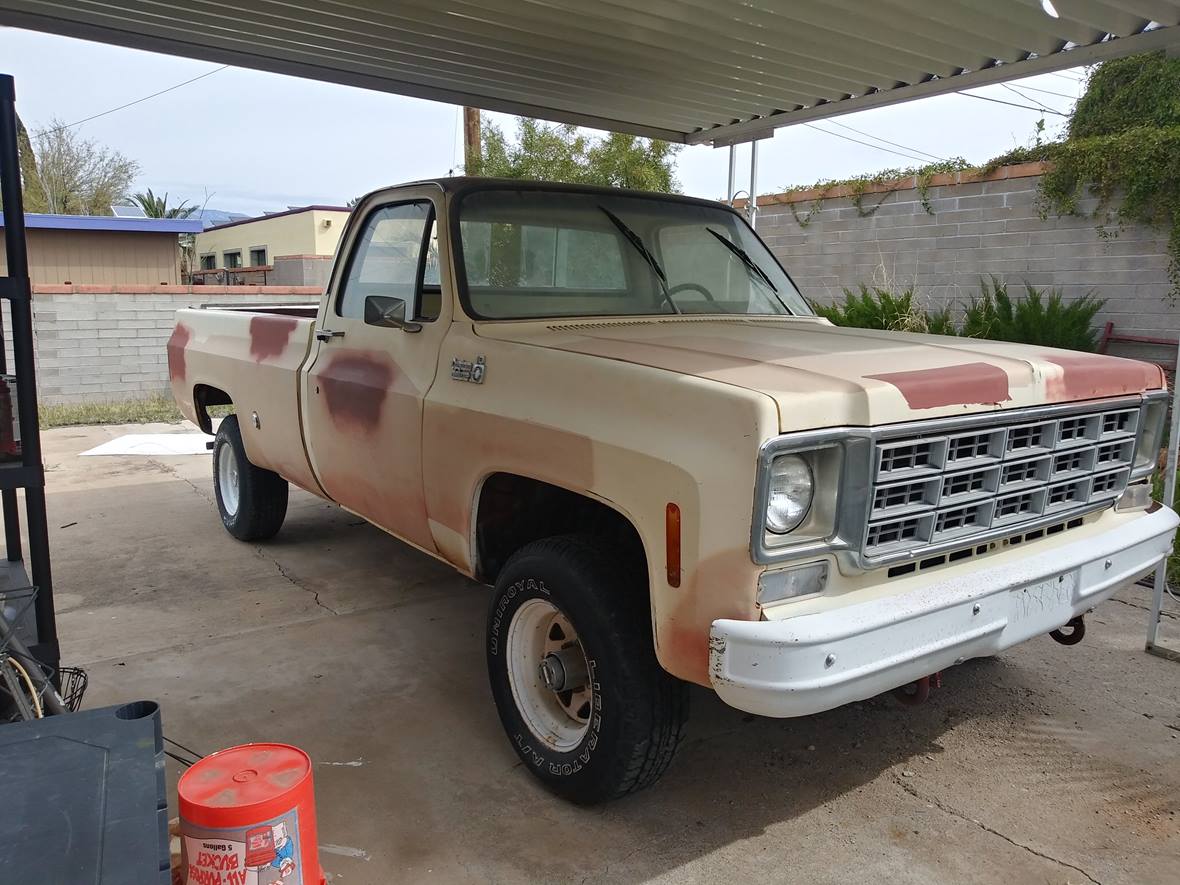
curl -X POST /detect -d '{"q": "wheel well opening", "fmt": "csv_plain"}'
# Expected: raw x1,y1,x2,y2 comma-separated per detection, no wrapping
475,473,647,585
193,384,232,434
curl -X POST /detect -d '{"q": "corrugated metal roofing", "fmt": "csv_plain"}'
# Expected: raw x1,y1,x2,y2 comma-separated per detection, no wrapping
2,1,1178,145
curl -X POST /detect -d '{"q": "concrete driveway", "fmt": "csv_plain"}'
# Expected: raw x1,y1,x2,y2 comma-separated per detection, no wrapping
43,423,1180,884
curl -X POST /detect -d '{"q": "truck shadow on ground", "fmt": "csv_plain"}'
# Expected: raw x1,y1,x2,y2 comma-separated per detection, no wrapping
263,499,1099,885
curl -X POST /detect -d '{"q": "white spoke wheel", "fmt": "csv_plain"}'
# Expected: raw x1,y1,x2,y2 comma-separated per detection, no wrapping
486,534,688,804
212,415,289,541
506,599,593,752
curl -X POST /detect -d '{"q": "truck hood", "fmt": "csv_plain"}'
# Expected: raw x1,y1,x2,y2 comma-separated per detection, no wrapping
474,317,1164,430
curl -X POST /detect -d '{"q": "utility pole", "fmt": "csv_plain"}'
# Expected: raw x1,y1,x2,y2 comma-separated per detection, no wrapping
463,107,481,174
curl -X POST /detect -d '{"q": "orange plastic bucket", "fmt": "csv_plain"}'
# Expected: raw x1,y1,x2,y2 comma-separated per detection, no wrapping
177,743,324,885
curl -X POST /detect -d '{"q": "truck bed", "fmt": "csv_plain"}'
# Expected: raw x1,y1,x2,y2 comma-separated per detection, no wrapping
168,304,323,496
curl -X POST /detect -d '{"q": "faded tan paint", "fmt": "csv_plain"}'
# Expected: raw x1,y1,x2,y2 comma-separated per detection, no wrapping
170,305,323,497
169,178,1171,690
299,185,451,555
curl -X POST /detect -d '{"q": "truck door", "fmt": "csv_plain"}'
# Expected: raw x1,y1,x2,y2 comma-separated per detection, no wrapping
301,191,448,553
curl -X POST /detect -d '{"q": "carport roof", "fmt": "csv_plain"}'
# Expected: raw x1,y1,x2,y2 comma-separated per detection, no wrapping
2,1,1179,145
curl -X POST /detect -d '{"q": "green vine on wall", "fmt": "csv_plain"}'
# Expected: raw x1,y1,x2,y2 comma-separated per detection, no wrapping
1034,53,1180,301
781,159,972,228
778,53,1180,301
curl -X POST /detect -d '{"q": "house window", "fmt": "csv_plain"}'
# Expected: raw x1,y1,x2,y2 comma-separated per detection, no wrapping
249,246,268,267
224,250,242,269
199,254,216,270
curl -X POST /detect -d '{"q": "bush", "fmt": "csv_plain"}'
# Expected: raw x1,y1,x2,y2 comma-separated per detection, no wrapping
811,279,1105,352
962,278,1105,351
811,284,956,335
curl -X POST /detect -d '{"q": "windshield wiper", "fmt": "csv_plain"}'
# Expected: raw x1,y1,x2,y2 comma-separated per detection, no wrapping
705,227,780,295
599,205,682,315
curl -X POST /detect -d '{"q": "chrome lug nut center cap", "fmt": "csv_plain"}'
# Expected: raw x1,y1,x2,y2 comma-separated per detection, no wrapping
539,654,566,691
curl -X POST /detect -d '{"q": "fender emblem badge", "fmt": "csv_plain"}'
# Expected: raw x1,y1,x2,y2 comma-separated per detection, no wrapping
451,355,486,384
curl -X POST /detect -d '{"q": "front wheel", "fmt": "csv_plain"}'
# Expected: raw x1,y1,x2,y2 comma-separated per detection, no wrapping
486,535,687,804
212,414,288,541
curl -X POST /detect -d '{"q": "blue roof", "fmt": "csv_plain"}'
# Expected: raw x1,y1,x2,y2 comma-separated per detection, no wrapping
0,212,203,234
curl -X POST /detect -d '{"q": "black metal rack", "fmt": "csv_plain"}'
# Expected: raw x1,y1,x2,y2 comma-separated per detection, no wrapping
0,73,58,677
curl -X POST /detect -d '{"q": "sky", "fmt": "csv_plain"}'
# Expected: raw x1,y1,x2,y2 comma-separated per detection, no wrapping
1,27,1088,216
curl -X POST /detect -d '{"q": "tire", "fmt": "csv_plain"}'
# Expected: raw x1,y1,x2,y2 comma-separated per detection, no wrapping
486,534,688,804
212,414,288,541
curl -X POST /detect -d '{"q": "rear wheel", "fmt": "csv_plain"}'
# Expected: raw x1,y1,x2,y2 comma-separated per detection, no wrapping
212,414,288,541
486,535,687,804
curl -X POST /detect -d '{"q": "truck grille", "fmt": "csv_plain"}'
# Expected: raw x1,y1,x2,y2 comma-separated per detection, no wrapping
864,405,1138,560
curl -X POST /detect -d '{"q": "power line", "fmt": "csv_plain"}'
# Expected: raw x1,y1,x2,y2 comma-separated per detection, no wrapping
54,65,230,131
1048,71,1085,82
1001,83,1062,115
958,91,1069,115
823,118,948,163
802,122,932,164
1007,82,1079,99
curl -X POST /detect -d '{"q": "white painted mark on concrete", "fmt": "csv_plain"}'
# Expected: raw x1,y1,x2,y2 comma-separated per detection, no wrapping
81,433,211,456
319,758,365,767
320,844,371,861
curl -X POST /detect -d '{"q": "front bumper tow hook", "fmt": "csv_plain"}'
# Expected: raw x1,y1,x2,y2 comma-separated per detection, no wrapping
893,671,942,707
1050,615,1086,646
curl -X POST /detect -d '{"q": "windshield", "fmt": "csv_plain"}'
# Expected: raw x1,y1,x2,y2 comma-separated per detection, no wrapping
455,188,812,320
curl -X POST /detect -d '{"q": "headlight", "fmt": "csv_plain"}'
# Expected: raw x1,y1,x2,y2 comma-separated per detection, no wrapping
1132,395,1167,478
766,454,813,533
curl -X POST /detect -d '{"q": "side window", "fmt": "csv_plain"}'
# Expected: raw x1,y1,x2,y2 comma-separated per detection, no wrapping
337,202,434,320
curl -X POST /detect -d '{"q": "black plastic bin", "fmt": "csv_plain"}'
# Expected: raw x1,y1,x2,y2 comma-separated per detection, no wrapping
0,701,171,884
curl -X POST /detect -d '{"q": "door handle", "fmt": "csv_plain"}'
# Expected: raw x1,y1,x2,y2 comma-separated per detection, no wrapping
315,329,345,342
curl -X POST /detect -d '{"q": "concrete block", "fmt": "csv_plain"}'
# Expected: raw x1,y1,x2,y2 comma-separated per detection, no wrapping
955,194,1008,210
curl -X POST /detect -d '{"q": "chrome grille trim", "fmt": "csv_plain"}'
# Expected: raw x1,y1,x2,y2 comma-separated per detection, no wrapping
750,392,1167,569
863,403,1139,560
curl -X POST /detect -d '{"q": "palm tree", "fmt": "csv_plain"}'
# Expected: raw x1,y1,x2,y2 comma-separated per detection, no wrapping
129,188,196,219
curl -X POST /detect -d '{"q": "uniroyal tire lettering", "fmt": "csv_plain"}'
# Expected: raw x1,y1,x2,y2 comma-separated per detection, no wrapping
490,579,549,656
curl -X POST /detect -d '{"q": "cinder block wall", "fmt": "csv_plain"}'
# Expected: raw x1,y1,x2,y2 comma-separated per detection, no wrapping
29,285,322,405
752,162,1178,363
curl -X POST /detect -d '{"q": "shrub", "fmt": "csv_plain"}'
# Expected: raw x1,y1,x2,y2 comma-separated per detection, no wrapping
810,285,949,334
961,278,1105,351
811,279,1105,351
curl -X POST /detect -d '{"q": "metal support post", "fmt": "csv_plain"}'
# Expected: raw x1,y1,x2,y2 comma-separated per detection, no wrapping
727,145,736,203
0,73,58,667
747,140,759,229
1146,335,1180,659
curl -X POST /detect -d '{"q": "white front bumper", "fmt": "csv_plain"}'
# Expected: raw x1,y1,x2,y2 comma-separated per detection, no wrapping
709,506,1179,718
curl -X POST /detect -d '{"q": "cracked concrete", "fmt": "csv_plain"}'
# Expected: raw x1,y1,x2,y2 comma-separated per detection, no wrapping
254,544,340,615
893,774,1101,885
41,422,1180,884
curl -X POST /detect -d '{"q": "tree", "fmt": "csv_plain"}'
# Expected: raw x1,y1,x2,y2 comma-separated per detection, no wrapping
28,119,138,215
128,187,196,219
468,117,681,192
14,111,47,213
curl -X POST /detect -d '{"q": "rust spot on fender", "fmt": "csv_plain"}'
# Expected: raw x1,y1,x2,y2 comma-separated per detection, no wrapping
166,323,192,383
659,548,761,687
1043,353,1164,402
248,314,300,362
866,362,1011,410
319,353,395,433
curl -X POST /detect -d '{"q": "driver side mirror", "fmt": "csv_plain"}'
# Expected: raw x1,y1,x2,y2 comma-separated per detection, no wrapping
364,295,422,333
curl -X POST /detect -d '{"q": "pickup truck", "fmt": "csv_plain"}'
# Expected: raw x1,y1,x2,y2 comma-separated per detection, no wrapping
169,177,1178,804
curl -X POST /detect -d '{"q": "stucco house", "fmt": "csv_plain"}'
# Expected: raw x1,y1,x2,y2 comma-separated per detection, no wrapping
193,205,350,287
